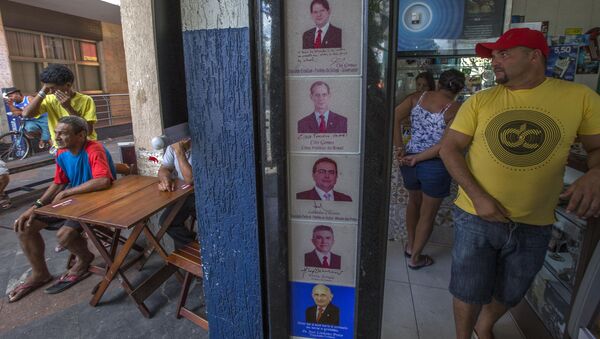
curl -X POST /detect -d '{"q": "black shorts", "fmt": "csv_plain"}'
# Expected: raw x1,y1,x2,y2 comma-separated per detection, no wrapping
37,215,81,231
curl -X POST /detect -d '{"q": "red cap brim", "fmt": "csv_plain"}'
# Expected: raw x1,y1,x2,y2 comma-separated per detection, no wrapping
476,42,499,58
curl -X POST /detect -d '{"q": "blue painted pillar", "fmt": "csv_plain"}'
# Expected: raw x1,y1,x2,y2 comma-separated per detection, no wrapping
180,1,263,338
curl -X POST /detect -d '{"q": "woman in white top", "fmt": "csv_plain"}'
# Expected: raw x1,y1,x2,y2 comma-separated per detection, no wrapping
393,69,466,269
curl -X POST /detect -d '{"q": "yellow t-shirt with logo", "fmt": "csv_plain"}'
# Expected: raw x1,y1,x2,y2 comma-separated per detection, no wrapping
451,78,600,225
40,92,98,143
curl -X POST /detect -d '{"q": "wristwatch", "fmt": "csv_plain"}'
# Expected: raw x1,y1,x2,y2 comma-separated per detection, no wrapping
33,199,44,208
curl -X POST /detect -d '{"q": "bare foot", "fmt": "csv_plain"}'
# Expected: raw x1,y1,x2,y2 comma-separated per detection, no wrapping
68,252,94,276
25,273,53,285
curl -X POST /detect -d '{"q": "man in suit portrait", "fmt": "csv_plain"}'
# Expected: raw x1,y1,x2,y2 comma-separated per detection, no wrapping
296,157,352,202
297,81,348,134
305,225,341,269
305,284,340,325
302,0,342,49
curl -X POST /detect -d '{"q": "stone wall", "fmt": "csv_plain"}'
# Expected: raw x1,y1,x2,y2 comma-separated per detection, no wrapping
120,0,163,175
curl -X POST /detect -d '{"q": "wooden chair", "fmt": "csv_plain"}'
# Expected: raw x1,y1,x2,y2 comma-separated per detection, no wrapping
166,241,208,330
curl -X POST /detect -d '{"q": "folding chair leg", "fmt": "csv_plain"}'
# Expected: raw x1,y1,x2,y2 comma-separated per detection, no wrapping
176,272,193,319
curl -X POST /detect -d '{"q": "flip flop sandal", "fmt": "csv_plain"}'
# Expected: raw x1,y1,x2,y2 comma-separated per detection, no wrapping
44,271,91,294
7,276,53,303
408,255,434,270
404,250,412,258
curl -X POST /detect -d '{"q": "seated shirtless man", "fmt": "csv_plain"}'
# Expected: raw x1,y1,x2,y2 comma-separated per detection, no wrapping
8,116,116,302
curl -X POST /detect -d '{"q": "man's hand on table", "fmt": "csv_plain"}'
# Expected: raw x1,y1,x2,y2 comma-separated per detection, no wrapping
52,190,70,203
14,207,36,233
158,177,176,192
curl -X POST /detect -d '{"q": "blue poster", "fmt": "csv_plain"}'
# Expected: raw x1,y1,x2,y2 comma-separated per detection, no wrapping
545,45,579,81
398,0,506,53
290,282,355,339
398,0,465,51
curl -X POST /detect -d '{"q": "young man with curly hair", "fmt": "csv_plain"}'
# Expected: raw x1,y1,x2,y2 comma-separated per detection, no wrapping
21,64,98,145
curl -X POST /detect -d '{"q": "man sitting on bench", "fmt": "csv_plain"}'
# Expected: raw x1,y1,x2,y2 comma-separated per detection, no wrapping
8,116,116,302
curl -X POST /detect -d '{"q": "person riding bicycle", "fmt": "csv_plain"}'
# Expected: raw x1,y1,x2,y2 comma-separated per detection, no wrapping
2,87,50,149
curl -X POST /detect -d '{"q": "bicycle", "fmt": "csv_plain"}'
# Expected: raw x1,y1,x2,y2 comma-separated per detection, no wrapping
0,117,49,162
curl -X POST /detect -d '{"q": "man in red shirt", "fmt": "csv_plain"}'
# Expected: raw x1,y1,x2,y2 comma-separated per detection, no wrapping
8,116,115,302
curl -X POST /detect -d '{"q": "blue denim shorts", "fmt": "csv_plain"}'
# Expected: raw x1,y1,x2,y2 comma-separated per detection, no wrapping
399,156,451,198
449,207,552,307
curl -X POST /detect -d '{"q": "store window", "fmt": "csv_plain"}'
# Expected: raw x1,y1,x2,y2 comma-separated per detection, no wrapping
6,28,103,94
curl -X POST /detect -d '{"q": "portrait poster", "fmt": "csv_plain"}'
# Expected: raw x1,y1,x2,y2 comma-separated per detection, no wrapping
545,44,579,81
288,77,361,154
290,282,355,339
285,0,363,76
289,221,357,286
290,154,360,223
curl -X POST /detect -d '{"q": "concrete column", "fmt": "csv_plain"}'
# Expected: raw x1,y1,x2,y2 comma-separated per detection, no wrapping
181,1,264,338
120,0,163,175
0,8,13,134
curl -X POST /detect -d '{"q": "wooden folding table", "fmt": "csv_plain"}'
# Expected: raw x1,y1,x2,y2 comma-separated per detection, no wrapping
34,175,194,317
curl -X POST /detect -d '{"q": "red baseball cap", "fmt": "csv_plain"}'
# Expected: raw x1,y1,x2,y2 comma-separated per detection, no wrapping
475,28,549,58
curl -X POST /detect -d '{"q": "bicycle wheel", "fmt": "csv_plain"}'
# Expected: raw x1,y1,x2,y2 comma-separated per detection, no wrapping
0,131,31,161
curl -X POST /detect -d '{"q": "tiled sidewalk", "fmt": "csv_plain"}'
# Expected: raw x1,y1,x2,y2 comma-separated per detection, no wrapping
382,240,525,339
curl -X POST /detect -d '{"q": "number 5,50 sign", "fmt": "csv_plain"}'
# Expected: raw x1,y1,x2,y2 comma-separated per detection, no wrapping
546,44,579,81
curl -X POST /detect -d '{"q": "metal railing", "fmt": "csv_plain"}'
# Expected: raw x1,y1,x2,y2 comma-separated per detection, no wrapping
90,93,132,128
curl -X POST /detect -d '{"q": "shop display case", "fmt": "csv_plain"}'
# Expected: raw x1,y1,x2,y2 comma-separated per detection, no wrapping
567,239,600,339
513,165,600,339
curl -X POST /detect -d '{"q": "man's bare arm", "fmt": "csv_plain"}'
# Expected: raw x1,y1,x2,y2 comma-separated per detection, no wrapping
14,182,64,232
170,139,193,185
52,177,111,202
158,165,175,191
439,129,509,222
5,101,23,116
22,88,47,118
561,134,600,218
38,182,65,204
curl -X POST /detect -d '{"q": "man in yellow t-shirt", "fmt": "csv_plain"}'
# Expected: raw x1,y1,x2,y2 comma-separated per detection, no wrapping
22,64,97,144
439,28,600,339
